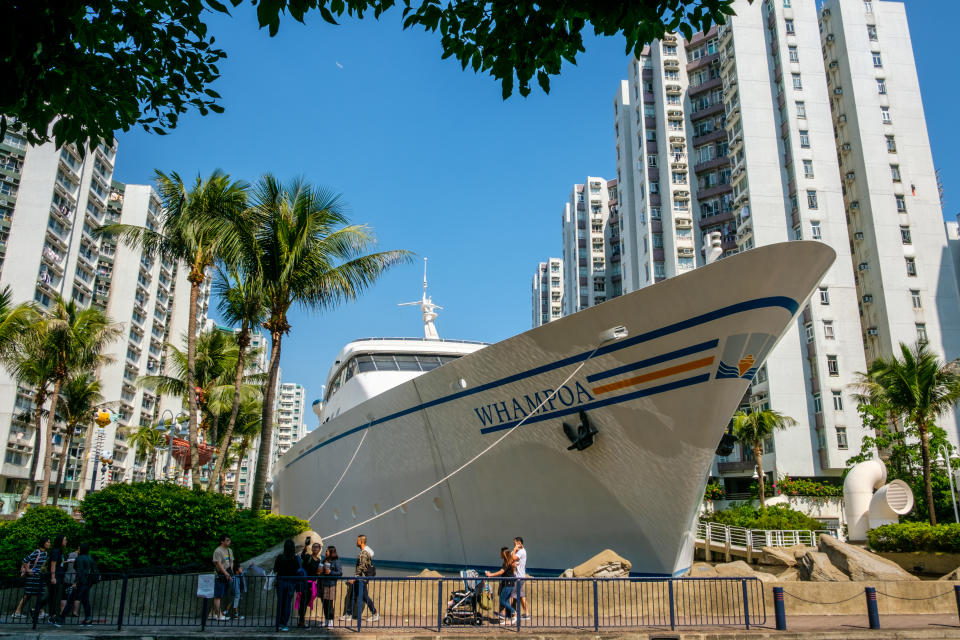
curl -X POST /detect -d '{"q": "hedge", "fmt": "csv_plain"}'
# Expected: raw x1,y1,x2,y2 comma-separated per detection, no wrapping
867,522,960,553
702,503,825,531
0,507,82,578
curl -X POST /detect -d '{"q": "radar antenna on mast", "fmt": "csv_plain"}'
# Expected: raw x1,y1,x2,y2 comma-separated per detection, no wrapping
398,257,442,339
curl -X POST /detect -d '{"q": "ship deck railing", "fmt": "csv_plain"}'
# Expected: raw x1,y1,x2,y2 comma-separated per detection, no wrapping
0,572,765,632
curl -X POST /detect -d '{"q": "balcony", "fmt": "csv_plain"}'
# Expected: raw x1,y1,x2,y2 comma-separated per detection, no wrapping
718,459,755,474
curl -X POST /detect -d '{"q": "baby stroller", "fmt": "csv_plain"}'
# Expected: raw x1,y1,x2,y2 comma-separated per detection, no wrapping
442,570,487,626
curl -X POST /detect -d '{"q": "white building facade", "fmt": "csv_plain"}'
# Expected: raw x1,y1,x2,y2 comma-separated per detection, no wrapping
531,258,564,327
560,178,621,315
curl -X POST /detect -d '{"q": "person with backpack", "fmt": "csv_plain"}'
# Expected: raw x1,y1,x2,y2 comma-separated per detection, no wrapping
13,537,50,619
273,539,302,631
348,535,377,622
60,543,97,626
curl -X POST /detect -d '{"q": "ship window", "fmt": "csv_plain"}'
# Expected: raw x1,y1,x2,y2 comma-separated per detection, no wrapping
325,353,464,401
394,355,421,371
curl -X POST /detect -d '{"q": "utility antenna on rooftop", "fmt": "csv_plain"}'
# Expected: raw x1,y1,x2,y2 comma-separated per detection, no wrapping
399,258,442,340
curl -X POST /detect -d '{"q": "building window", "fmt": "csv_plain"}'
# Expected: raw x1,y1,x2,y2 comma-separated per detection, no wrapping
832,390,844,410
877,78,887,95
648,155,658,167
872,53,883,68
654,262,666,279
900,225,911,244
792,73,803,90
867,25,878,41
796,101,806,118
671,171,687,184
917,323,928,343
890,164,901,182
895,194,906,212
886,135,896,152
785,19,795,34
819,287,830,305
653,233,664,248
864,1,873,12
823,320,835,340
906,257,917,277
788,46,799,63
911,289,922,309
836,427,848,450
803,159,815,178
881,106,891,124
793,225,802,240
651,207,661,220
813,392,823,414
811,220,822,239
827,355,839,376
650,182,660,194
807,190,818,209
799,129,810,148
805,322,814,343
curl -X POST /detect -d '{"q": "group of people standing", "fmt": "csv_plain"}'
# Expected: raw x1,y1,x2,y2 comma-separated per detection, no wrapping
271,536,346,630
13,535,99,626
484,537,529,625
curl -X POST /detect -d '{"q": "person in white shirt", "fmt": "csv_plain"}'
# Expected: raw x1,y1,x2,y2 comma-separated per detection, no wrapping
511,537,529,619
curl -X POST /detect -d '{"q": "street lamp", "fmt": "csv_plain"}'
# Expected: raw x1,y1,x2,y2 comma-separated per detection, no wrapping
88,410,112,493
936,447,959,524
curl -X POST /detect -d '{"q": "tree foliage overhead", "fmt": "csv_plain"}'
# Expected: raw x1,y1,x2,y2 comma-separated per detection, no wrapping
6,0,739,151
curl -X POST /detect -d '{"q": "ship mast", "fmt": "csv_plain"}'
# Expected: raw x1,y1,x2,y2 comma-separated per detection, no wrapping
398,257,442,340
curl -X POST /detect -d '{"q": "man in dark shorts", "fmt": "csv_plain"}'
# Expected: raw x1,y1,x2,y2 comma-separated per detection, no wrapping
211,534,233,621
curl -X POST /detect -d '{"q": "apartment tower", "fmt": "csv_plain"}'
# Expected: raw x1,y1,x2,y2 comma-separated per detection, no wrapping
531,258,564,327
560,178,621,315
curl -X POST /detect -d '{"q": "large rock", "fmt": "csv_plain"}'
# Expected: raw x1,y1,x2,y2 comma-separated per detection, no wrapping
798,551,850,582
685,563,719,578
411,568,443,578
818,534,918,582
939,567,960,581
244,530,321,570
759,547,798,567
776,568,801,581
572,549,632,578
714,560,756,578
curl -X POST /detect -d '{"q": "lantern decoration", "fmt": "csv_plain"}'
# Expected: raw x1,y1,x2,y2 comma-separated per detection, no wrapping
95,410,111,428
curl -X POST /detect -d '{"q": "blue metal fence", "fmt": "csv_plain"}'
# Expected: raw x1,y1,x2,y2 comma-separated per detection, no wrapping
0,572,765,632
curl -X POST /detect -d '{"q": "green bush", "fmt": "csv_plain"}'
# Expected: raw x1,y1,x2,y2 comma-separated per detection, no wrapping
867,522,960,553
776,476,843,498
78,482,308,573
0,506,82,577
702,503,825,531
704,482,725,501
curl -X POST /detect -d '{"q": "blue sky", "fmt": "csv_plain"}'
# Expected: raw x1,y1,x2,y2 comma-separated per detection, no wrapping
113,2,958,427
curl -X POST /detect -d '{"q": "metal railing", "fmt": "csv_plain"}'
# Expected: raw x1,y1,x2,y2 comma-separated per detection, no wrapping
696,521,833,550
0,573,766,632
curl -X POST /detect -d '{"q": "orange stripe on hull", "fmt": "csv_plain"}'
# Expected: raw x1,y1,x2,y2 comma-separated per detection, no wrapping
592,356,716,395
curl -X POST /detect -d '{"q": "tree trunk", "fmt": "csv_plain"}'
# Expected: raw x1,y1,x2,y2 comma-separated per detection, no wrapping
186,278,201,488
39,378,63,505
919,420,936,525
17,392,47,514
251,329,282,515
51,427,73,507
754,443,766,508
233,440,248,505
74,421,97,502
208,323,249,492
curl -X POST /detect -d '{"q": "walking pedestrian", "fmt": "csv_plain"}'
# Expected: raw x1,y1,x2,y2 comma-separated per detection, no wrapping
47,535,69,625
62,545,79,618
273,539,301,631
13,537,50,620
511,537,529,620
485,547,516,624
229,561,245,620
342,535,377,622
60,543,97,626
211,534,234,621
319,546,341,628
296,540,321,627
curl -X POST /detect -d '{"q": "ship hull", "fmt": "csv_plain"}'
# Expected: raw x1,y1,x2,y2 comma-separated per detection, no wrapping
274,242,836,575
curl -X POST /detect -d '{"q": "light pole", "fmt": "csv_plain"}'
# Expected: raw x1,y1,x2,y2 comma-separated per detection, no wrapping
88,410,112,493
936,447,959,524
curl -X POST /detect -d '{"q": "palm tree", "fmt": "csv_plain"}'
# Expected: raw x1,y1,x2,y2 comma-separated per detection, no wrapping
100,169,248,487
242,175,412,513
731,408,796,507
852,341,960,525
127,424,167,480
49,373,104,506
229,396,263,505
207,267,266,491
0,285,34,351
35,296,120,504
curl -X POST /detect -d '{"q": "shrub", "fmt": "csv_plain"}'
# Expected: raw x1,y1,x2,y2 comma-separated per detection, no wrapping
0,506,82,578
77,482,308,573
704,482,725,501
776,476,843,498
868,522,960,553
702,503,825,531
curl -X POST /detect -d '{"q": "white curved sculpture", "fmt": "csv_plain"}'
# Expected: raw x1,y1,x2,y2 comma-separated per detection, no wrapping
843,460,915,541
703,231,723,265
869,479,915,528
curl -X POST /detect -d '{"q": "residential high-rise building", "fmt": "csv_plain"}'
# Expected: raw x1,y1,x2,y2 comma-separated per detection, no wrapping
222,329,269,507
820,0,960,406
561,178,621,315
946,215,960,299
531,258,564,327
273,382,306,466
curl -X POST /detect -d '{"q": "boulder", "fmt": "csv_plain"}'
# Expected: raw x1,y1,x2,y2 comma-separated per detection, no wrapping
244,530,321,570
818,534,918,582
560,569,574,578
714,560,756,578
759,547,798,567
753,571,778,583
572,549,632,578
798,551,850,582
411,569,443,578
939,567,960,581
776,568,801,581
685,563,719,578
